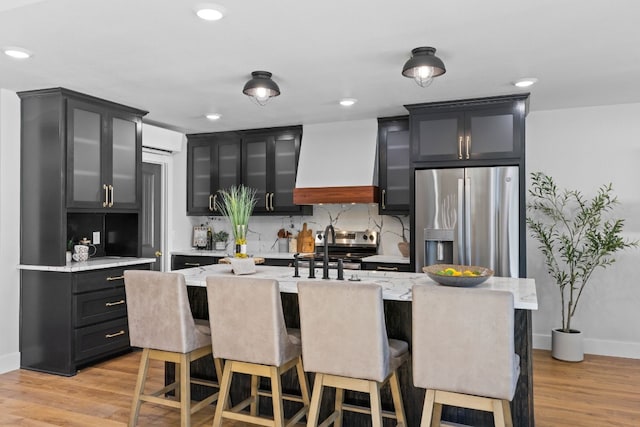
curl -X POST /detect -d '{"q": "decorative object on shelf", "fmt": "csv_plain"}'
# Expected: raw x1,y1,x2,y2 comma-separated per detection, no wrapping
423,264,493,287
242,71,280,106
391,215,410,258
401,46,446,87
527,172,638,362
212,230,229,251
216,185,257,258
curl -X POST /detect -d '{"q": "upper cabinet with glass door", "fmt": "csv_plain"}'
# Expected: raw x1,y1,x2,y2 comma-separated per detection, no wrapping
406,94,528,164
186,132,242,215
66,96,145,210
242,126,310,215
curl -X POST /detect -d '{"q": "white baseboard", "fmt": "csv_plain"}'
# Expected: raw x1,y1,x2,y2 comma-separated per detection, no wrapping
0,351,20,374
533,333,640,359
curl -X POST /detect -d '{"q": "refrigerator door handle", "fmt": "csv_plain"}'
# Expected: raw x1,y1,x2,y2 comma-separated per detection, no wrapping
457,178,465,264
465,177,472,263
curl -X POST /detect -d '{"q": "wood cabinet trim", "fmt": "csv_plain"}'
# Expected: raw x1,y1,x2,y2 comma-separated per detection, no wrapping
293,185,379,205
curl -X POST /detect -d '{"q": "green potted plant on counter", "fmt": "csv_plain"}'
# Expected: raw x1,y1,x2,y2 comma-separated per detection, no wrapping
527,172,637,362
216,185,257,257
213,230,229,251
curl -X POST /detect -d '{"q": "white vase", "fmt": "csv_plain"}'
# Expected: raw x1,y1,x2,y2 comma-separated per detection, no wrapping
214,241,226,251
551,328,584,362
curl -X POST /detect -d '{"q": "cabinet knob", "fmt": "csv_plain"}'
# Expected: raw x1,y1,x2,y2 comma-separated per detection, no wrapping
155,251,163,257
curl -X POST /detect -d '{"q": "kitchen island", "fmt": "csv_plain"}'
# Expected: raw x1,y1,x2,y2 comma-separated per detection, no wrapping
177,264,537,427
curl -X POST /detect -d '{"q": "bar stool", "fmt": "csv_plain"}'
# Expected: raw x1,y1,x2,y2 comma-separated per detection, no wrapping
412,285,520,427
297,281,409,427
206,276,310,427
124,270,223,427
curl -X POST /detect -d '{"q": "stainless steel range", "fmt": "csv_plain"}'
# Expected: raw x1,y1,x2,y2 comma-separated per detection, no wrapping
298,229,378,270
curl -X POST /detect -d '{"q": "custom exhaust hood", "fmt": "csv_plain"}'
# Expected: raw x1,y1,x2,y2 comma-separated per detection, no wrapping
293,119,380,205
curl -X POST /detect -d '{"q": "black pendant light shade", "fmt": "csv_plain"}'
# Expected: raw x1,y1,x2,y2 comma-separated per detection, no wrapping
242,71,281,106
402,47,446,87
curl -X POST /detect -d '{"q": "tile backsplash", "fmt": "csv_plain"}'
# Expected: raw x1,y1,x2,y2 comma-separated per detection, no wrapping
189,204,410,257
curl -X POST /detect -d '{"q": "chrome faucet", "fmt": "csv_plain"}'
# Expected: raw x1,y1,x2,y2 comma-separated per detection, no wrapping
322,224,336,279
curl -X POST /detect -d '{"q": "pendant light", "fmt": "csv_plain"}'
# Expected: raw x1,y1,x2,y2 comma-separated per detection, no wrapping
402,47,446,87
242,71,281,106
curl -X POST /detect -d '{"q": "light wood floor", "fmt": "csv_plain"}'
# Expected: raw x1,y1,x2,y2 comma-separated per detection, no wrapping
0,349,638,426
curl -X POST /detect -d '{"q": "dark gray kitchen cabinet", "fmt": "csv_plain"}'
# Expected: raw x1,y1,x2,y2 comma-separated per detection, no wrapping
186,132,242,215
19,88,147,266
378,116,410,215
20,263,151,376
187,126,311,216
66,99,143,210
171,254,221,270
361,261,411,272
406,94,528,163
242,126,309,215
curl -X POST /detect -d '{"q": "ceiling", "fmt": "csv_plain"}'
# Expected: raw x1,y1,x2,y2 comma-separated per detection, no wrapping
1,0,639,134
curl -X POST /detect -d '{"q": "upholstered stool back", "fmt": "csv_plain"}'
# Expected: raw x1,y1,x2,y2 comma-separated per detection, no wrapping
297,281,391,382
206,276,299,367
124,270,210,354
412,285,519,400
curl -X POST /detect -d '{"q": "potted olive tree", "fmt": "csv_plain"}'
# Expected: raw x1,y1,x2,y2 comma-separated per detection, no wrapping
527,172,637,361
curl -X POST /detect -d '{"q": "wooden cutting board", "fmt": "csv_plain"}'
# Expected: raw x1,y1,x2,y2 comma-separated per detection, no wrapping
297,223,315,253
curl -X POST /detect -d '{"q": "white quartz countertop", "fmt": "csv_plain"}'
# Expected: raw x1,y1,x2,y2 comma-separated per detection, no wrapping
172,249,296,259
361,255,410,264
173,250,409,264
18,257,156,272
181,264,538,310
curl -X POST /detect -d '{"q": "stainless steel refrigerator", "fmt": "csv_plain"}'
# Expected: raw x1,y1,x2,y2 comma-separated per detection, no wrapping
414,166,519,277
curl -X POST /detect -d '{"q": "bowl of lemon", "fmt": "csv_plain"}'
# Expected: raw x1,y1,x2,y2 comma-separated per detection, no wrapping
422,264,494,287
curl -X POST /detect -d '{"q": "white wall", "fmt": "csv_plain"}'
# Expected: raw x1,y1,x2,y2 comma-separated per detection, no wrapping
527,103,640,358
0,89,21,373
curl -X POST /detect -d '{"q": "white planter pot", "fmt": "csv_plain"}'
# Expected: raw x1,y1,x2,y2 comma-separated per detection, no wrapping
214,241,226,251
551,328,584,362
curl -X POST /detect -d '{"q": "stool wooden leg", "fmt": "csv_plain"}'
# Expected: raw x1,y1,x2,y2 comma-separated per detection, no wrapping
129,348,150,427
179,353,190,427
492,399,507,427
420,389,436,427
502,400,513,427
213,361,233,427
389,370,406,427
307,373,324,427
296,357,311,411
250,374,259,416
369,381,383,427
270,366,285,427
334,387,344,427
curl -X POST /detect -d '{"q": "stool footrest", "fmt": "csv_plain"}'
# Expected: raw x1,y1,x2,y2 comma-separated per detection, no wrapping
341,402,397,419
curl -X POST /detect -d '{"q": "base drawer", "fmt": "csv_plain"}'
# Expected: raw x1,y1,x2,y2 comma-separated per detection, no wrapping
74,287,127,327
75,317,130,362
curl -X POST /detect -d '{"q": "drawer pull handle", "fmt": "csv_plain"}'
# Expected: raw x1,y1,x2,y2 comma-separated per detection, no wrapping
376,266,399,271
105,330,125,339
184,262,200,267
105,299,125,307
106,275,125,281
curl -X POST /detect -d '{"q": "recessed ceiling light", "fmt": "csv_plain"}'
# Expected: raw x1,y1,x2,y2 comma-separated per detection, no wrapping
206,113,222,120
3,47,31,59
513,78,538,88
339,98,357,107
195,4,225,21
